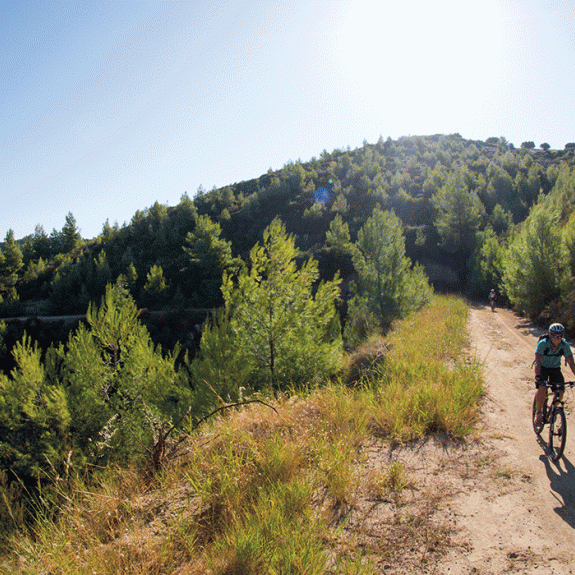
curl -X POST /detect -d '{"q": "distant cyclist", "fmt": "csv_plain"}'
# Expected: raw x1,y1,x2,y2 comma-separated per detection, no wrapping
533,322,575,425
488,288,497,311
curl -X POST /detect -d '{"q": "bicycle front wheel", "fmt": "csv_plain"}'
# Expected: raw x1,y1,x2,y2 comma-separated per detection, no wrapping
549,407,567,461
532,394,544,435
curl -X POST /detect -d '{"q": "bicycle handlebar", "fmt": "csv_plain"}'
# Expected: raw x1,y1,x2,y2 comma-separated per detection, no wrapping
541,381,575,392
541,381,575,385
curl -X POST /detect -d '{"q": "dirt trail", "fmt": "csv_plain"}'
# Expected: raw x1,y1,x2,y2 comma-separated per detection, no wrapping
436,303,575,574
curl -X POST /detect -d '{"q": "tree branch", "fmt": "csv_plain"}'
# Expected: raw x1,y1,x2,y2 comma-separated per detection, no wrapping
149,399,278,471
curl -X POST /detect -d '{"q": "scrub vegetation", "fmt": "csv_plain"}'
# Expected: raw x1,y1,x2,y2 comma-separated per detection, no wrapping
0,295,481,574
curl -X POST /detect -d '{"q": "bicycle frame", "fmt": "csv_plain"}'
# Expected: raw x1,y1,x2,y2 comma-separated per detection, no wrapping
541,381,575,423
544,385,563,422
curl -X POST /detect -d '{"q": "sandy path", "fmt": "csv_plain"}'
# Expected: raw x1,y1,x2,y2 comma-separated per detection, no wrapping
437,302,575,574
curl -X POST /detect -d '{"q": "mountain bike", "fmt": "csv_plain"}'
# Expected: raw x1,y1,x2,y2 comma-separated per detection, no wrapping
532,381,575,461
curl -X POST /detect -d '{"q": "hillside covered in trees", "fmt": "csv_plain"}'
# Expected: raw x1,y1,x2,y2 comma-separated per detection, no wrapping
3,131,575,382
2,133,575,552
3,134,575,319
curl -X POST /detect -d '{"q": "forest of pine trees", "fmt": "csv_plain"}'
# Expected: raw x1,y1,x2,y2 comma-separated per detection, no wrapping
3,135,572,318
2,133,575,544
3,133,575,369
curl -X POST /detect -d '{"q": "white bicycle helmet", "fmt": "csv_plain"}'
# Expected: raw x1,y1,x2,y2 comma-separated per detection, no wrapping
549,322,565,335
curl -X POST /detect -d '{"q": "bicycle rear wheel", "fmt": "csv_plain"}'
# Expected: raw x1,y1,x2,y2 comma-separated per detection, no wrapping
532,394,544,435
548,407,567,461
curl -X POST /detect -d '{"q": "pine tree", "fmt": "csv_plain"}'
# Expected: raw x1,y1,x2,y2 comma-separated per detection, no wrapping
346,207,432,343
0,229,23,290
433,169,485,287
469,228,505,298
94,250,112,295
219,218,342,388
325,214,352,256
118,261,138,293
142,264,169,308
434,169,485,255
183,215,236,306
189,306,251,406
0,230,23,311
61,282,192,465
21,237,35,265
31,224,51,260
503,205,568,316
0,335,70,483
61,212,83,253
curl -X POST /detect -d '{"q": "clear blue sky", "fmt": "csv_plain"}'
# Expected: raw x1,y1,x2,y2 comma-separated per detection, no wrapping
2,0,575,240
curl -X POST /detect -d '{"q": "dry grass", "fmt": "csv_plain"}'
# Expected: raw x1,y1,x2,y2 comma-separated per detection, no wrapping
0,295,484,574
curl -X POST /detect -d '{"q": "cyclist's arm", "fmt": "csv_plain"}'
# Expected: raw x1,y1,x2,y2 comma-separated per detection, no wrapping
534,353,543,378
565,354,575,377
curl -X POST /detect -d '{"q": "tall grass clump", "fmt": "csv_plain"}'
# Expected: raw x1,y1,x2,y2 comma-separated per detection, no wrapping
3,390,376,574
373,294,483,439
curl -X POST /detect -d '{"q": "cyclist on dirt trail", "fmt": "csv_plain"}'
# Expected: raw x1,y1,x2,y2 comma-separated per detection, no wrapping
488,288,497,310
533,322,575,425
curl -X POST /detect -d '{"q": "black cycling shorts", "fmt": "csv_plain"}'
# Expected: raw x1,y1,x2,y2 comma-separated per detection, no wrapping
536,366,565,388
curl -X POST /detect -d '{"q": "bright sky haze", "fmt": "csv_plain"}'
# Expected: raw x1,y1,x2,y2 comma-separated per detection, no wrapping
2,0,575,240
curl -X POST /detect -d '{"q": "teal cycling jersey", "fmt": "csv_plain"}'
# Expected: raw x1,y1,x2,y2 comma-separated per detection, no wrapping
536,337,573,369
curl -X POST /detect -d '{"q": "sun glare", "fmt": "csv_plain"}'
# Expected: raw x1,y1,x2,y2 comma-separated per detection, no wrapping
335,0,505,133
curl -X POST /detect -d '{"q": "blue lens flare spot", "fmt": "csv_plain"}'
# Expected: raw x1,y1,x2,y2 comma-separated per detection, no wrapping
314,187,331,204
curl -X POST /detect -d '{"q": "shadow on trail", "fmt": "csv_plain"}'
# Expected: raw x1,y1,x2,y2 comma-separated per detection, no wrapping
538,448,575,528
468,301,493,311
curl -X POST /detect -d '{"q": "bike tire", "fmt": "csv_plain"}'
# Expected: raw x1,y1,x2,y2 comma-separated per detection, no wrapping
532,394,544,435
548,407,567,461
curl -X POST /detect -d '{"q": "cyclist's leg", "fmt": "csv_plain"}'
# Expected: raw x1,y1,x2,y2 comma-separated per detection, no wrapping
535,367,563,421
535,371,549,423
535,385,547,422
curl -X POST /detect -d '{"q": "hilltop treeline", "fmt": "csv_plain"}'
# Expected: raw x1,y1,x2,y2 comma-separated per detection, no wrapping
2,134,573,319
